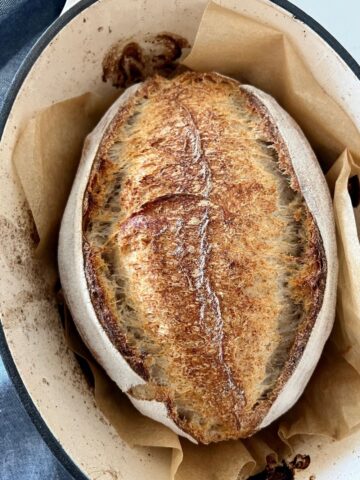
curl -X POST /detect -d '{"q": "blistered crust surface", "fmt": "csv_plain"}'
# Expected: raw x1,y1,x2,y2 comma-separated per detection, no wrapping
82,72,326,443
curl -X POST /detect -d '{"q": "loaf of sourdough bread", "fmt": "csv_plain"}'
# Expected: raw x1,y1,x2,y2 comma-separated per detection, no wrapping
59,72,337,444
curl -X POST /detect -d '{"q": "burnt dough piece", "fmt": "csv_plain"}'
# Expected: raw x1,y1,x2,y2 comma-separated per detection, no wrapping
59,72,337,444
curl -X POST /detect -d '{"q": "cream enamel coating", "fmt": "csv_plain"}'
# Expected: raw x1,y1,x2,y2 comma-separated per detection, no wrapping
0,0,359,477
59,77,337,441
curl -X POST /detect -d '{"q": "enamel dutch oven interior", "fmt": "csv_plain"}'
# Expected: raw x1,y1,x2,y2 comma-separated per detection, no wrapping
0,0,359,479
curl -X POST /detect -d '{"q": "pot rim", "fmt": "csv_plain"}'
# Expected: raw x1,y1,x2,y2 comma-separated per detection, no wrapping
0,1,359,479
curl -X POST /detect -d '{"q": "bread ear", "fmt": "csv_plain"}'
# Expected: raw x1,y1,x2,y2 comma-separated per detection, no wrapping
242,85,337,429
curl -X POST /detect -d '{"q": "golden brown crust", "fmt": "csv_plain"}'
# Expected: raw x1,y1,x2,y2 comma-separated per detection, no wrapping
82,72,326,443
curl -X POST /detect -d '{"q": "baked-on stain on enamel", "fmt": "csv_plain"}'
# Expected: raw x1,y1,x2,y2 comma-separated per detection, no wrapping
248,454,311,480
102,33,190,88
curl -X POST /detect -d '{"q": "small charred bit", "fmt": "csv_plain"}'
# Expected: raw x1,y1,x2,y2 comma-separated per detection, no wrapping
289,454,311,471
102,32,191,88
248,454,311,480
102,42,144,88
348,175,360,208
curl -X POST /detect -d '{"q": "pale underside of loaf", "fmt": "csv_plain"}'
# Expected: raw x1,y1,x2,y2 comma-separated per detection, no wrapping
78,72,330,443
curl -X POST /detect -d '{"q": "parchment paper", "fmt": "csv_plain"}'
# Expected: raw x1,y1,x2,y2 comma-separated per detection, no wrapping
13,2,360,479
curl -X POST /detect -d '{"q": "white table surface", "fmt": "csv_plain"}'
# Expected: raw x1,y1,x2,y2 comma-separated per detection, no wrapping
292,0,360,62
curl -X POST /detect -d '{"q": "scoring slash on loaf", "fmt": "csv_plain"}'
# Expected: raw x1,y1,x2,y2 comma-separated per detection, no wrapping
59,72,337,444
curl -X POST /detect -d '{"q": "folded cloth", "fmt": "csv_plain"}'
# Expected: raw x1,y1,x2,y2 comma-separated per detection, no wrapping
0,359,71,479
0,3,72,478
0,0,65,110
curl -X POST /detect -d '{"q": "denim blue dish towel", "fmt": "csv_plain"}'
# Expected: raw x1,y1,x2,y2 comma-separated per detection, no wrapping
0,1,74,478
